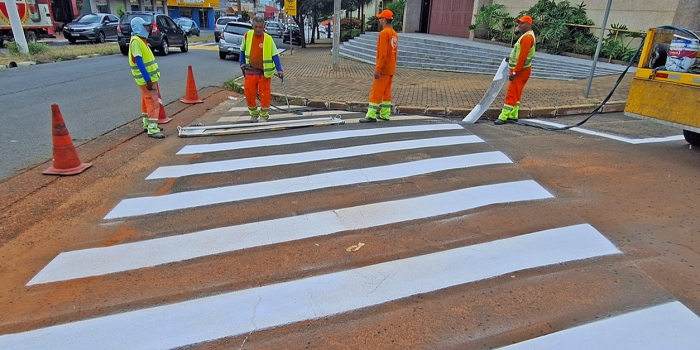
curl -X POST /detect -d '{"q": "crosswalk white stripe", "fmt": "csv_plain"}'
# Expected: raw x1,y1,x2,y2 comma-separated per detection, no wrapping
30,180,552,285
217,109,357,122
177,124,465,155
149,135,484,179
3,224,620,350
497,301,700,350
104,152,512,219
526,119,685,144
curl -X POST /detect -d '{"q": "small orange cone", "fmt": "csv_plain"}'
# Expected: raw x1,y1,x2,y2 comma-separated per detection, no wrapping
43,104,92,176
180,65,202,104
156,85,172,124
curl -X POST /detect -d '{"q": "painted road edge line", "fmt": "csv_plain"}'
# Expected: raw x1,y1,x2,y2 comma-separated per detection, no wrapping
497,301,700,350
177,123,465,155
527,119,685,144
104,152,512,220
30,180,553,285
148,135,483,179
4,224,620,349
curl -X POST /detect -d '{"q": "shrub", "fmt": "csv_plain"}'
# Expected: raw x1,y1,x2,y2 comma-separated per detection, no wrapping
468,4,514,41
7,41,50,56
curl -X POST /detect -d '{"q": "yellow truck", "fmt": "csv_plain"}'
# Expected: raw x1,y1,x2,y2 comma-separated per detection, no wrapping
624,27,700,146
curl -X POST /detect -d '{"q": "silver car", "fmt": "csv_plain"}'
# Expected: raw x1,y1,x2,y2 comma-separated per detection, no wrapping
219,22,253,59
264,21,284,37
214,16,241,42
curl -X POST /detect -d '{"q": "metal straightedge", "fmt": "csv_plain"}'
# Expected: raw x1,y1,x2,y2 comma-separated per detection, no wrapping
177,116,345,137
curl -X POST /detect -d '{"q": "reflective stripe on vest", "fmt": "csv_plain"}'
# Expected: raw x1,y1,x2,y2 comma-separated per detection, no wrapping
509,31,536,70
244,31,276,78
129,36,160,85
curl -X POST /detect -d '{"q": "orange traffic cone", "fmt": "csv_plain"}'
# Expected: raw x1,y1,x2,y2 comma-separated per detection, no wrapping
43,104,92,176
156,85,172,124
180,65,202,104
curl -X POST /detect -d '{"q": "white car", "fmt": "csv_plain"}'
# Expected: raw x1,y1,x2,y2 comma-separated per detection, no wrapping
214,16,241,42
219,22,253,59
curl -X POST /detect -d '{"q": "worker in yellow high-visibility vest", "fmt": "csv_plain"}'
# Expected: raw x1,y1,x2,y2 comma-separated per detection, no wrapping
239,15,284,123
495,15,536,125
128,17,164,138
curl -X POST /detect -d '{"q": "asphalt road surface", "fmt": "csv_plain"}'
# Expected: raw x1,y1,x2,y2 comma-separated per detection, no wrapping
0,43,274,181
1,94,699,349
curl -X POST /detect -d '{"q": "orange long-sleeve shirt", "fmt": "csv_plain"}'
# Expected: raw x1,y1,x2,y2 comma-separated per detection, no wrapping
512,33,534,73
375,26,398,76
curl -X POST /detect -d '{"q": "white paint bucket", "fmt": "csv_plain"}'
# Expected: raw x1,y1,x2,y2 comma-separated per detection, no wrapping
665,38,700,72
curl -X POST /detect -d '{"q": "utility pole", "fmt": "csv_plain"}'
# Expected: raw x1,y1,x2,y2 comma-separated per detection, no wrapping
332,0,340,70
3,0,29,54
585,0,613,98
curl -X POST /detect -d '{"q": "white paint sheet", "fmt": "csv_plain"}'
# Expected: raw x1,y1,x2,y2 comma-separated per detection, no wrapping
463,59,509,123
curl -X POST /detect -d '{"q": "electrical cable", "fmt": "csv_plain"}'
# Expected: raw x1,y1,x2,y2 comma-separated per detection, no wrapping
515,25,699,131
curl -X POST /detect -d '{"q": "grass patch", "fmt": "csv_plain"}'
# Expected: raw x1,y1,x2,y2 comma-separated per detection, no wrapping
0,42,120,65
188,34,215,44
223,77,243,93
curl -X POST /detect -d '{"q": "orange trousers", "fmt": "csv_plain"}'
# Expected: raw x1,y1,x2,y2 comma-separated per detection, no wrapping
369,74,393,104
139,82,160,120
244,74,271,108
505,68,531,106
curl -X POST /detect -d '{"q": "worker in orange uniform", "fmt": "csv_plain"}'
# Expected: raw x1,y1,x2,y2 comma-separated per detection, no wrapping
129,17,165,138
239,15,284,123
495,15,536,125
359,9,398,123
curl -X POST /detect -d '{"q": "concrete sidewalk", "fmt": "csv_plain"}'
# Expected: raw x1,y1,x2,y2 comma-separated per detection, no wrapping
266,38,632,119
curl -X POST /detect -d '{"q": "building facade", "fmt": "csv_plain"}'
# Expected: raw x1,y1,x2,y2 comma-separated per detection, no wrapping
402,0,700,38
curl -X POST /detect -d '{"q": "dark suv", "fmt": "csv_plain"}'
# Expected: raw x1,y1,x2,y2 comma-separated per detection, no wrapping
118,12,188,56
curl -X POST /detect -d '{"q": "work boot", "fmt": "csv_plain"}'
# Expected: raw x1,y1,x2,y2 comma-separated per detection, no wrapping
248,106,259,123
494,119,507,125
259,108,270,122
359,117,377,123
146,120,165,139
379,102,391,120
143,117,162,132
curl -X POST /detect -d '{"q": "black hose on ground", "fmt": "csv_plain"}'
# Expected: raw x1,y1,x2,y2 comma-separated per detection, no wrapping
517,25,698,131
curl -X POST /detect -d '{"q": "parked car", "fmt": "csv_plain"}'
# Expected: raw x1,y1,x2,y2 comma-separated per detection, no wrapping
175,17,200,37
282,25,302,45
264,21,284,37
214,16,241,42
63,13,119,44
219,22,252,60
118,12,188,56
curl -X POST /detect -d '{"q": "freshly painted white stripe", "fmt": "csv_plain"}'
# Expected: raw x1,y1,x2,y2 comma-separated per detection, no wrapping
218,109,357,122
226,105,305,113
497,301,700,350
177,124,464,155
527,119,685,144
105,152,511,219
31,180,552,285
149,135,484,179
4,224,620,349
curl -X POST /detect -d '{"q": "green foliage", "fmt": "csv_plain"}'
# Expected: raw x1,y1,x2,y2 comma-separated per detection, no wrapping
341,29,361,42
240,11,250,22
525,0,596,55
386,0,406,32
7,41,50,56
340,18,362,42
468,4,514,41
599,24,640,62
366,16,378,32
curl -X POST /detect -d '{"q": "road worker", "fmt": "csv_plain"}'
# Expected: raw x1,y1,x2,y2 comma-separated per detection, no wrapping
128,17,164,139
239,15,284,123
359,9,398,123
495,15,536,125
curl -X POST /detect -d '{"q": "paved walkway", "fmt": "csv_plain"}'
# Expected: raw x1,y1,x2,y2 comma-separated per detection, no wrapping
267,37,632,118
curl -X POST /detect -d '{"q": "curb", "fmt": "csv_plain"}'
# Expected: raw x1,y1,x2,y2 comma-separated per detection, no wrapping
227,80,629,119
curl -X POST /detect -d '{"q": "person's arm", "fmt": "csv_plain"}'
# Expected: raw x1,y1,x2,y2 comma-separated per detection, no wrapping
272,55,283,78
134,55,152,89
239,33,247,74
375,30,388,75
